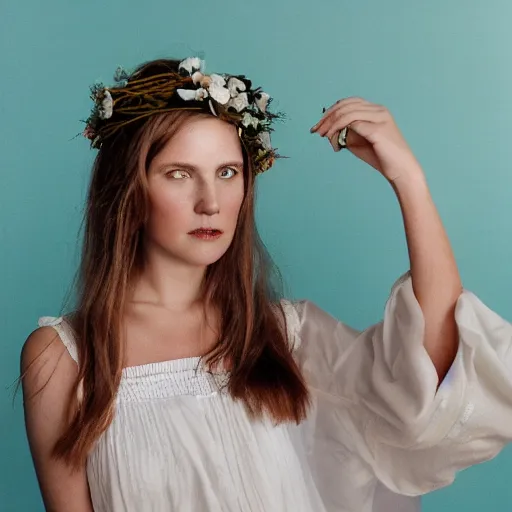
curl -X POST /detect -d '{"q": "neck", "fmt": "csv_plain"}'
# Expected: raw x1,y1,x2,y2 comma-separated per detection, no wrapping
131,245,207,312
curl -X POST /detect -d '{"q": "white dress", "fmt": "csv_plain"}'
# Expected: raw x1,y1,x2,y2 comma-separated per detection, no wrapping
39,272,512,512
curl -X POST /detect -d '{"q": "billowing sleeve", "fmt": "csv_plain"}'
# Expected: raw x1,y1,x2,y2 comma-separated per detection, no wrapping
289,272,512,496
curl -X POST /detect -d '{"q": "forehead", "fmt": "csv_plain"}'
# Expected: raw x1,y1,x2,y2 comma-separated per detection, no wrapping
152,116,244,168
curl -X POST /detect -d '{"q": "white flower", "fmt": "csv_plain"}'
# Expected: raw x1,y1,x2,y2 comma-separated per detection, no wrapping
227,77,246,98
227,92,249,112
199,75,212,88
208,74,230,104
195,88,209,100
255,92,270,113
177,89,195,101
178,57,203,76
99,89,113,119
242,112,259,129
258,131,272,150
192,71,204,84
177,88,209,101
209,85,230,104
210,74,226,87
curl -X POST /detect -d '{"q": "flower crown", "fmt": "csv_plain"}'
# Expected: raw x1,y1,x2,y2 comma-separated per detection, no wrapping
82,57,284,174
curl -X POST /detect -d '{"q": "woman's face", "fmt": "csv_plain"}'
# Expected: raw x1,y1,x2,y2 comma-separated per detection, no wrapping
146,116,245,268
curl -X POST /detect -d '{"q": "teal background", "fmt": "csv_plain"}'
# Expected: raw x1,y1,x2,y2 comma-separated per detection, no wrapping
1,0,511,510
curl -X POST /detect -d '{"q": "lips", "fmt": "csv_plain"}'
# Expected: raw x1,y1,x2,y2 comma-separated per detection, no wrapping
188,228,223,235
187,228,224,241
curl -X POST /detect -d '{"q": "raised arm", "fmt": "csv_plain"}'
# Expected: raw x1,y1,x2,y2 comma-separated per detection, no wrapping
311,97,462,380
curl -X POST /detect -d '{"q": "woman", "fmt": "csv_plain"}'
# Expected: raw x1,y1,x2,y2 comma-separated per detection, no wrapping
21,57,512,512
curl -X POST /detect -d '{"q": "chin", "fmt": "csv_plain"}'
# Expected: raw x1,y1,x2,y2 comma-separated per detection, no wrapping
182,244,232,268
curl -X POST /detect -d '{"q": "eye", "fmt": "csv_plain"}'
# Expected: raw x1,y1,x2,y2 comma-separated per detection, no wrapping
219,167,239,179
166,170,191,179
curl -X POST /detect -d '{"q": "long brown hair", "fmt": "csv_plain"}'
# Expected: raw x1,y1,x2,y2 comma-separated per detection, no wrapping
51,59,310,468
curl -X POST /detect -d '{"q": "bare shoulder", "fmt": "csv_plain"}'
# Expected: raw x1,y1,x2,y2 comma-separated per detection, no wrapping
21,324,79,430
21,325,78,397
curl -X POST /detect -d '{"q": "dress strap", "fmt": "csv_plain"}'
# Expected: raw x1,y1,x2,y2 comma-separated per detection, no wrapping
278,299,302,351
38,316,79,366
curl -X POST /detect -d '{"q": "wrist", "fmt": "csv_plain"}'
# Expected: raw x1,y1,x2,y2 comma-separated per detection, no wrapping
388,166,428,197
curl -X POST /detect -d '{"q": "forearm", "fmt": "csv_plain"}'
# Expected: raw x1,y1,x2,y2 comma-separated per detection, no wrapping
391,169,463,382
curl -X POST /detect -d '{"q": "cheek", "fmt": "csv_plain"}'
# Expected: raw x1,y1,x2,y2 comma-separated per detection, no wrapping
148,188,189,232
223,188,245,224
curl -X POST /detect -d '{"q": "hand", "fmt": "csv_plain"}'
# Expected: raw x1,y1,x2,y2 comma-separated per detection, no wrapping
310,97,423,183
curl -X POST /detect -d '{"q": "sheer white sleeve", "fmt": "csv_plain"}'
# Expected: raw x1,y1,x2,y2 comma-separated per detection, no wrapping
290,273,512,496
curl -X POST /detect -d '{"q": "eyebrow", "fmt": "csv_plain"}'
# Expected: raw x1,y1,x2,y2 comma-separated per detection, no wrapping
157,161,244,172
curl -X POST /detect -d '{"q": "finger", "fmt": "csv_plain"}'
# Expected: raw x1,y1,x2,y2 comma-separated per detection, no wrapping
343,121,383,170
311,98,365,132
318,105,382,136
344,120,379,141
321,107,387,140
311,97,367,132
323,111,385,141
313,102,383,134
323,96,368,117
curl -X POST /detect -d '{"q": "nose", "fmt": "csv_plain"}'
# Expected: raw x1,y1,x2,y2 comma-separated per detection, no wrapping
194,180,220,216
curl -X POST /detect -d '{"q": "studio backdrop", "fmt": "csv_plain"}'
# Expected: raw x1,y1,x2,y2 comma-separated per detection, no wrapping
1,1,511,510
